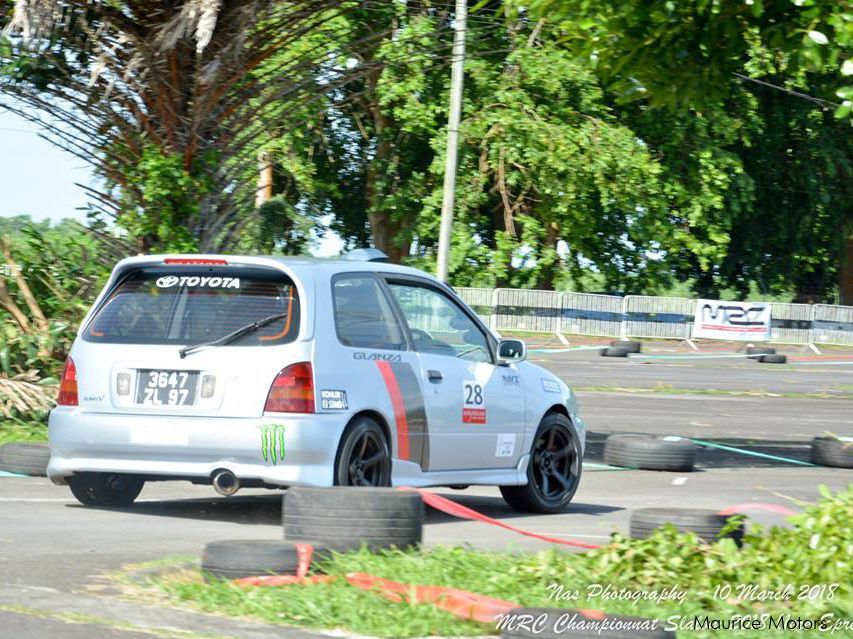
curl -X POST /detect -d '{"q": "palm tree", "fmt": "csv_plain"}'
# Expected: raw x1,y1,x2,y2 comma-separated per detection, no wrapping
1,0,368,250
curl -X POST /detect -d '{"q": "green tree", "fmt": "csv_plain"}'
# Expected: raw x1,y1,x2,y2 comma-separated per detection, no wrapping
521,0,853,302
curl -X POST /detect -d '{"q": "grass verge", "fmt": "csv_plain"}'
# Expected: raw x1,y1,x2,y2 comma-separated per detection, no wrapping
0,417,48,445
574,386,853,400
128,487,852,638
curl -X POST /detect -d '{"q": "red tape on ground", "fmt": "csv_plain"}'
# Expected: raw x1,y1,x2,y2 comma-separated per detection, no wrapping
232,574,335,586
344,572,518,623
718,503,796,517
402,487,601,549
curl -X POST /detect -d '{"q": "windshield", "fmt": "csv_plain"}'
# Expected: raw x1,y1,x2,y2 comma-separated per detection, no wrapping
82,266,299,346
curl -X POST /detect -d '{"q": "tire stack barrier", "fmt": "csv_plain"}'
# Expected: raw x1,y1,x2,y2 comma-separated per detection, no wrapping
612,340,642,353
282,486,423,552
201,486,424,582
746,346,775,359
630,508,745,546
0,442,50,476
810,436,853,468
603,435,696,472
201,540,329,582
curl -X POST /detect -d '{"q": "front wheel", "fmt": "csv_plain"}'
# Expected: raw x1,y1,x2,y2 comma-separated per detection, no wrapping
334,416,392,486
500,413,582,514
68,472,145,507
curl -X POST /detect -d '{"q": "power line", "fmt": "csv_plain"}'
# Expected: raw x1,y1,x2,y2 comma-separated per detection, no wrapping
732,73,841,110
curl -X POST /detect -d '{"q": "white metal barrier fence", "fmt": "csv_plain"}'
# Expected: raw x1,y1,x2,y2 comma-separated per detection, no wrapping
561,293,623,337
454,288,853,346
623,296,694,340
812,304,853,346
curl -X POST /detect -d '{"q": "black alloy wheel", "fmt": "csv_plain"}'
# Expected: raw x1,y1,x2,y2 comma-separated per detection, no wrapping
531,422,580,503
67,472,145,507
501,413,582,513
334,416,392,487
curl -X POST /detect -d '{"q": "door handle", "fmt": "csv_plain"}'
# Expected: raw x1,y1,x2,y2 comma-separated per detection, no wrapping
427,370,443,382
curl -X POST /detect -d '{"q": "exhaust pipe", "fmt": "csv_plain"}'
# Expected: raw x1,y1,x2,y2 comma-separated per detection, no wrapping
212,469,240,496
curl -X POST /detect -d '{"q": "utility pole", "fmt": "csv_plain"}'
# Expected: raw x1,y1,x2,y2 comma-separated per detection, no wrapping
255,150,273,208
436,0,467,282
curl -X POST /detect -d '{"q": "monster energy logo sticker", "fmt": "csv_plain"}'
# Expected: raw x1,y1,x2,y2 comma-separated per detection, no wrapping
259,424,286,464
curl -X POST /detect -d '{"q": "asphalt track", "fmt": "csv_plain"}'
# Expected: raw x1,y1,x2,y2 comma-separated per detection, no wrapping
1,346,851,637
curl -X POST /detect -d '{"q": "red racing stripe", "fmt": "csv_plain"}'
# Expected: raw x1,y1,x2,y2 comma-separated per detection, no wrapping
376,361,410,460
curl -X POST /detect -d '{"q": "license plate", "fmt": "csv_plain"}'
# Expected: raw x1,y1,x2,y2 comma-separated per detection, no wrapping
135,370,199,406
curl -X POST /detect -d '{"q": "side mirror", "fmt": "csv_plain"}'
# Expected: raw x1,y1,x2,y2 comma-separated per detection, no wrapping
497,338,527,364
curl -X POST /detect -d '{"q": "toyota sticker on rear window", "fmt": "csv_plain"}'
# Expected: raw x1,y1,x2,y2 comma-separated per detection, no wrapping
155,275,241,289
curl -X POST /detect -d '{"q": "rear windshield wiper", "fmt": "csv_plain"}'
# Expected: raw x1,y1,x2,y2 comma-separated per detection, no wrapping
178,312,289,359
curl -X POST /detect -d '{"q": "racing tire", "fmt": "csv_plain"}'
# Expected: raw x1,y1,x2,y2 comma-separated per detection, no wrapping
500,413,582,514
758,354,787,364
610,340,642,354
500,607,675,638
334,415,392,487
603,434,696,471
600,347,630,358
67,472,145,507
201,540,331,582
283,486,423,552
746,346,775,359
630,508,745,545
810,436,853,468
0,442,50,476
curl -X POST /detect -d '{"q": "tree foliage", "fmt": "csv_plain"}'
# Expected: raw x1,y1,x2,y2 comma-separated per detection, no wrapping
0,0,375,251
525,0,852,118
2,1,851,302
0,217,131,418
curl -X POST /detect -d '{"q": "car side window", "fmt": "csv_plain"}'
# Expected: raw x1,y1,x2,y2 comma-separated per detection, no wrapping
332,275,406,350
387,282,491,363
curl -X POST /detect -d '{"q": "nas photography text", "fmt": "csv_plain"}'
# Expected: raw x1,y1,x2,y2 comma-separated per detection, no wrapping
546,581,841,606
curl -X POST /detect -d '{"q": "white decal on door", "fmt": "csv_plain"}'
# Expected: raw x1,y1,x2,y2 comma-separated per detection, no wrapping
495,434,516,457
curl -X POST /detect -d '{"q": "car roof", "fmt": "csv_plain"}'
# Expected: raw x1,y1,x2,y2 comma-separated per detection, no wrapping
108,254,443,284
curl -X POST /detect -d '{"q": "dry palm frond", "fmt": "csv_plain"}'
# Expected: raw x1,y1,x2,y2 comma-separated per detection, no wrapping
1,0,402,250
0,372,57,418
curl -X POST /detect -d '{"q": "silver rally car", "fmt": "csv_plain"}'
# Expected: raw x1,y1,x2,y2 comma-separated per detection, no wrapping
48,252,585,513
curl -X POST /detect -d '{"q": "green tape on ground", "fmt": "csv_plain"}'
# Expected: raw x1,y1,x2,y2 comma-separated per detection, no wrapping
530,346,605,353
631,353,752,360
0,470,26,477
582,462,633,471
690,438,816,466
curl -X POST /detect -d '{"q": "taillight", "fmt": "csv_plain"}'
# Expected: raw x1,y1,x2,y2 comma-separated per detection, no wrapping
57,357,78,406
163,258,228,265
264,363,314,413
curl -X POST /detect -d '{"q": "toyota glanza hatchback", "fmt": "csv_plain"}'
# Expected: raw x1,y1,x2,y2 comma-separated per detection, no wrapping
48,252,586,513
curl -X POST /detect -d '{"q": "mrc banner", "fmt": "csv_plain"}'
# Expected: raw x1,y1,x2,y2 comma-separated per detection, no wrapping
693,299,772,341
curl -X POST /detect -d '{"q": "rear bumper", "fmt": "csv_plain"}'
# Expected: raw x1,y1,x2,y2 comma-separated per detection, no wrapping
47,407,349,487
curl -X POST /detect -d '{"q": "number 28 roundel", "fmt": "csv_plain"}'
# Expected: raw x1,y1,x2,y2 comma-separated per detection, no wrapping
462,380,486,424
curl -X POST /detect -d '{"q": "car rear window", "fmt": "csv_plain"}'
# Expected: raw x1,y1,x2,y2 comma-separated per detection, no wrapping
83,266,299,345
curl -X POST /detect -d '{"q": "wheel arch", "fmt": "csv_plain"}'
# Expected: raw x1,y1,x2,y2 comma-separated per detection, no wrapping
541,403,583,452
343,410,393,452
543,403,569,421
